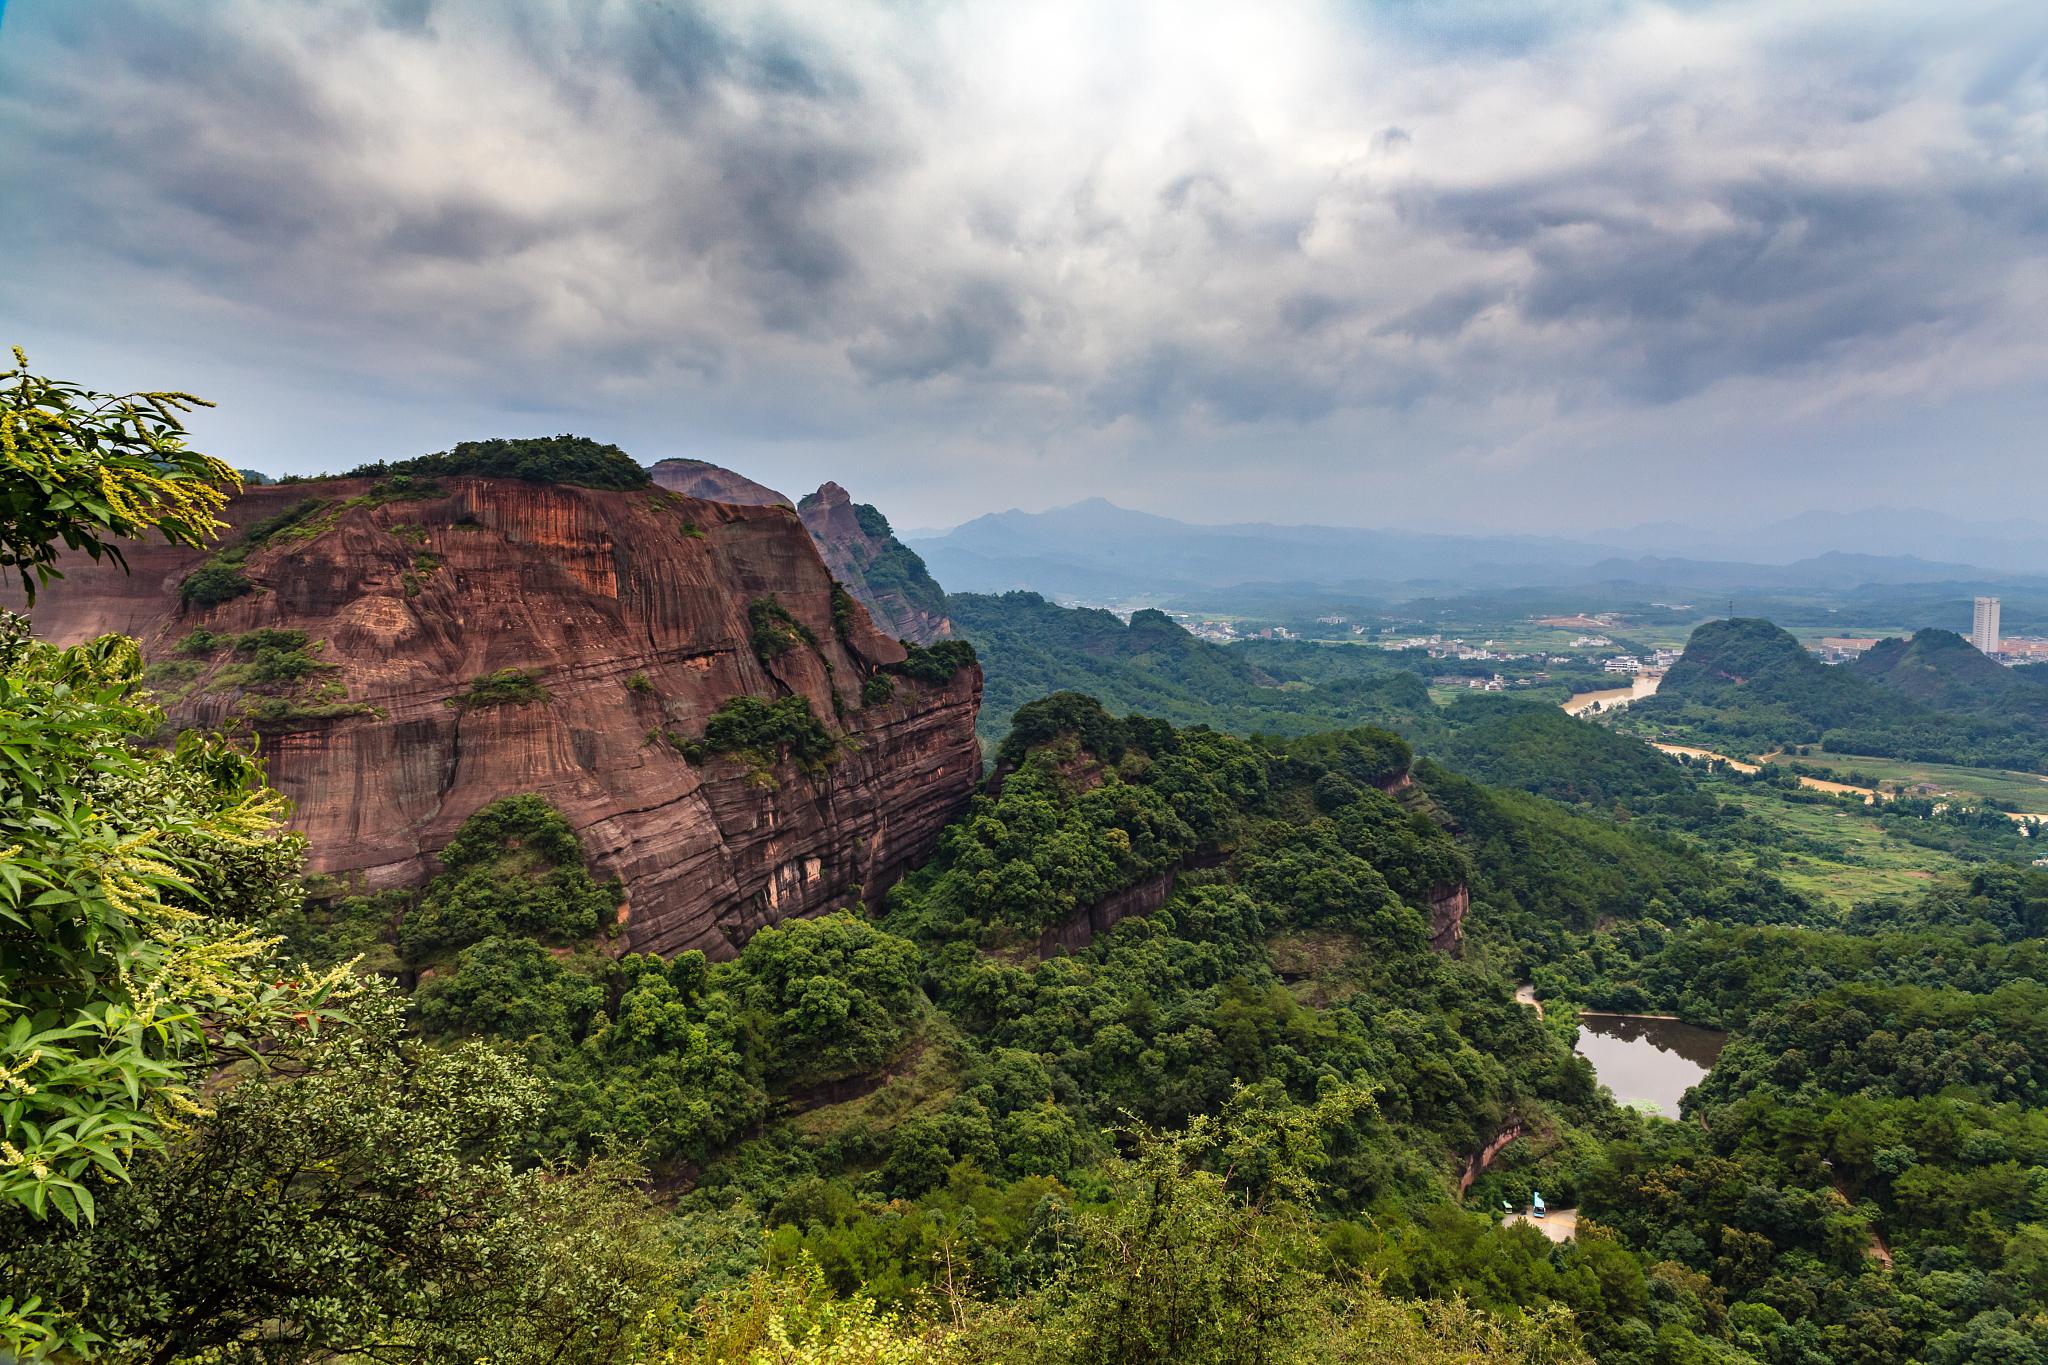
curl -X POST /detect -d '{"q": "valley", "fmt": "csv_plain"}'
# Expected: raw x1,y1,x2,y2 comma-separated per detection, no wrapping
9,419,2048,1364
11,11,2047,1362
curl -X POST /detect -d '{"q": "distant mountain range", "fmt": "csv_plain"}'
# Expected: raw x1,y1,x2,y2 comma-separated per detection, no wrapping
1591,508,2048,577
906,498,2048,600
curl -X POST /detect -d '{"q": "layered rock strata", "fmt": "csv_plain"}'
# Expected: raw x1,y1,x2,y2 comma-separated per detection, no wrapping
10,476,982,958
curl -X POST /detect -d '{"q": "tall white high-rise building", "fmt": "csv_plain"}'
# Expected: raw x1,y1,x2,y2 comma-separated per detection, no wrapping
1972,596,2001,655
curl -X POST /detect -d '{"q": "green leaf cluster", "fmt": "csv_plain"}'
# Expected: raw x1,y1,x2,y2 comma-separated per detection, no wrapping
750,594,817,661
0,349,238,604
396,795,620,964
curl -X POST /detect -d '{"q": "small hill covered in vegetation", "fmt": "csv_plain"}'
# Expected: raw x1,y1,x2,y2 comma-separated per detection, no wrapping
342,434,651,489
948,590,1437,743
1636,617,2048,770
1854,626,2048,720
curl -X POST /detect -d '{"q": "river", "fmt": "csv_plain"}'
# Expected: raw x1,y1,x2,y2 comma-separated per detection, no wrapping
1574,1013,1726,1115
1562,673,1662,716
1651,742,1760,774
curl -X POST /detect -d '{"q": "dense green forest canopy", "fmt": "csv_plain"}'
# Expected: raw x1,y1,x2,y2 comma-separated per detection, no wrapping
12,357,2048,1363
947,590,1440,743
165,690,1948,1362
339,433,651,489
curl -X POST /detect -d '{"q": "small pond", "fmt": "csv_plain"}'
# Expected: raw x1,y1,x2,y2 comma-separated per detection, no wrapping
1574,1013,1726,1116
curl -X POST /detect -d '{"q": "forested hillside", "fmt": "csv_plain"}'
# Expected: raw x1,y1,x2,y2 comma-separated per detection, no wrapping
10,674,1847,1362
948,590,1438,743
10,358,2048,1364
1854,627,2048,720
1635,617,2048,770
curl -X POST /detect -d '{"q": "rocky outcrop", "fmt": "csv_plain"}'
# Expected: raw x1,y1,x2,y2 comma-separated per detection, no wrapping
797,482,951,644
1457,1119,1526,1195
1428,883,1469,954
9,476,982,959
1037,869,1179,958
647,458,791,508
648,461,952,645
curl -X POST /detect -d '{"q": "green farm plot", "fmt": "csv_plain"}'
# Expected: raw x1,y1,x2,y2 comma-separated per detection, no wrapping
1709,784,1964,907
1764,751,2048,813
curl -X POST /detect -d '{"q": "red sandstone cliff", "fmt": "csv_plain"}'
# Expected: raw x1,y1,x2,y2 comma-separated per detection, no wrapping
796,482,952,644
8,477,982,958
648,458,791,509
647,460,951,645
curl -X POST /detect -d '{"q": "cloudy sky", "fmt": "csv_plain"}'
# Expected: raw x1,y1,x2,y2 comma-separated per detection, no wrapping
2,0,2043,534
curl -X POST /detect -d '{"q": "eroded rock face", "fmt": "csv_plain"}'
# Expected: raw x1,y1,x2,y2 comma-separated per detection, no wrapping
647,458,792,509
9,477,982,958
797,482,952,644
647,460,952,645
1428,883,1470,954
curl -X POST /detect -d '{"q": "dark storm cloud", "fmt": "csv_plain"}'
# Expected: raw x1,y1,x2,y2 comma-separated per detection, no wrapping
850,280,1025,384
1374,285,1500,341
0,0,2043,529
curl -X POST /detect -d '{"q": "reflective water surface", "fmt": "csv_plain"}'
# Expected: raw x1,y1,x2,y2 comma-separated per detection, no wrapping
1574,1013,1726,1116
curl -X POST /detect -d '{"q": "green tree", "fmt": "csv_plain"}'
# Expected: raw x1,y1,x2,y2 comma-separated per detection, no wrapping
1,986,674,1364
1,588,339,1231
735,912,922,1085
1,348,238,602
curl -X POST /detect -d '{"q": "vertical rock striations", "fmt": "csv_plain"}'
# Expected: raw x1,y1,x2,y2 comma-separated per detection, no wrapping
648,460,953,644
796,482,952,644
9,477,982,958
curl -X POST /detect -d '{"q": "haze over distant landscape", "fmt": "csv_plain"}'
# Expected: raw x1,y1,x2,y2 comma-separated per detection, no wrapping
907,498,2048,599
2,0,2043,535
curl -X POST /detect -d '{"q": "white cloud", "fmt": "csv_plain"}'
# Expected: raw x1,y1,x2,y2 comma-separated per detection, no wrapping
0,0,2041,528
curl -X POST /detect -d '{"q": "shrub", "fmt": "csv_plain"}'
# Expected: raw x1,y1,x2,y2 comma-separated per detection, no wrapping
887,639,976,686
830,584,860,643
449,668,549,710
398,795,620,964
749,596,816,661
232,627,311,655
401,551,440,598
862,675,895,707
357,474,443,505
142,658,206,688
240,498,331,546
179,561,252,608
203,629,332,691
625,672,654,695
669,694,839,776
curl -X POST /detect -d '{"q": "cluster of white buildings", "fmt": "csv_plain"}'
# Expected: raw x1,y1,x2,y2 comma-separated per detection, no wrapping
1599,648,1680,676
1180,619,1297,644
1383,635,1567,665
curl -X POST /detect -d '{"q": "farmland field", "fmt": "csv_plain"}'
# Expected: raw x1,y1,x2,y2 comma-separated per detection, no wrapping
1763,751,2048,813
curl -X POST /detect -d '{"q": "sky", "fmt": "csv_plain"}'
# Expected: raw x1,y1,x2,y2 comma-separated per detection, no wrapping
1,0,2044,535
